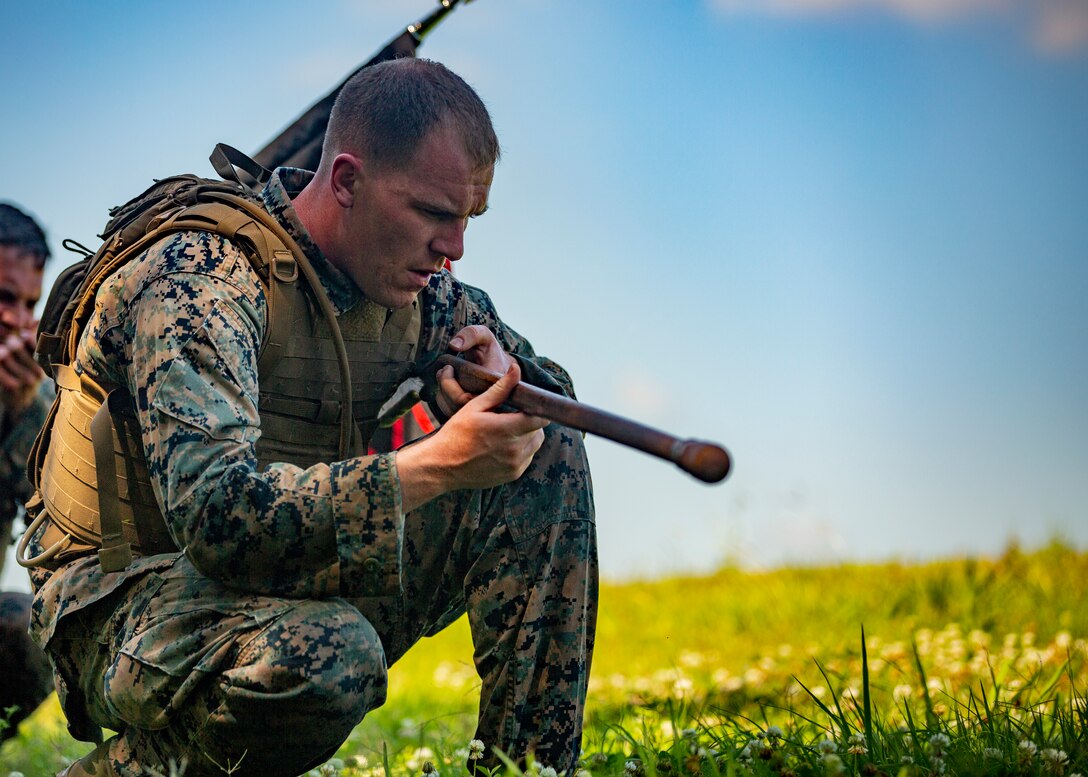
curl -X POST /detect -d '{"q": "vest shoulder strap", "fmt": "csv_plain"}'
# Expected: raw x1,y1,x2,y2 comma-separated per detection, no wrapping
149,198,306,379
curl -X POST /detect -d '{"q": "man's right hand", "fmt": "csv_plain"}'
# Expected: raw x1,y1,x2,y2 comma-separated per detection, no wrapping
395,359,548,513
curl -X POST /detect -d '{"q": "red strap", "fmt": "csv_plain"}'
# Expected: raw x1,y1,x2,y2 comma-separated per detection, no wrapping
411,402,436,434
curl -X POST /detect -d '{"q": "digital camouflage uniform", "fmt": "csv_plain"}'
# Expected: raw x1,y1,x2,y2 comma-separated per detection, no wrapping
27,169,597,776
1,380,54,741
1,379,53,562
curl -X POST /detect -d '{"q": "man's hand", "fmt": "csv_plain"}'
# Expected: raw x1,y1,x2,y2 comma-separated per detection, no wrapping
433,325,515,418
397,358,548,513
0,325,43,417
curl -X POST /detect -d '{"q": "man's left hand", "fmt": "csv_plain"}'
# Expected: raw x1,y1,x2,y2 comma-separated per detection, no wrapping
433,325,514,418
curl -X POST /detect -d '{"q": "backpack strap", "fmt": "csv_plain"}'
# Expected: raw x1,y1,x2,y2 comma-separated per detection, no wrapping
199,191,357,459
210,143,272,188
92,388,135,573
162,201,305,380
207,204,302,378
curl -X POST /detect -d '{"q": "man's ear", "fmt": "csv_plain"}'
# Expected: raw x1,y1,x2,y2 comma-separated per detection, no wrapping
329,153,364,208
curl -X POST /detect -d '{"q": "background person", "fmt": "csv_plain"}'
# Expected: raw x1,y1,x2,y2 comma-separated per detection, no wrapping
0,201,54,741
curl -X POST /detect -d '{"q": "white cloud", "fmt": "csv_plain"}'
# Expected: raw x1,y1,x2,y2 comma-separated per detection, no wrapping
612,370,670,421
711,0,1007,22
709,0,1088,53
1033,0,1088,54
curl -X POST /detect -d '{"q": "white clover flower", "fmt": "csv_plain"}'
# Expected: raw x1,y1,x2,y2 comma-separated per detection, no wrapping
399,718,420,738
847,745,868,756
406,747,436,771
740,738,767,761
765,725,783,740
468,740,486,760
624,759,640,775
983,747,1002,759
823,753,845,776
681,727,697,739
1018,739,1039,757
928,733,951,756
421,761,439,776
817,738,838,754
574,770,592,777
935,758,947,774
900,755,914,765
847,733,866,747
348,754,368,768
539,768,558,777
9,772,26,777
1041,749,1069,771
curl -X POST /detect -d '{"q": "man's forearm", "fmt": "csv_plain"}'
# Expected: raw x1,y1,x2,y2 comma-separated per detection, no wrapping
395,439,457,514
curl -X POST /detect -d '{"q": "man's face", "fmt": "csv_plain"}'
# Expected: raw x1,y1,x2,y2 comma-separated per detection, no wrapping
0,245,43,336
338,122,493,309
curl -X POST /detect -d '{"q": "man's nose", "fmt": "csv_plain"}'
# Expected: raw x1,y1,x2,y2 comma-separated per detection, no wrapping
432,220,466,263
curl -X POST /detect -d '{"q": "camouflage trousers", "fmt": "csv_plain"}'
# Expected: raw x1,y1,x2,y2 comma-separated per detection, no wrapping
46,423,597,777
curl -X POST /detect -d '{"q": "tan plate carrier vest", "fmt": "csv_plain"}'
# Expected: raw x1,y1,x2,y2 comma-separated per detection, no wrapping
18,192,421,573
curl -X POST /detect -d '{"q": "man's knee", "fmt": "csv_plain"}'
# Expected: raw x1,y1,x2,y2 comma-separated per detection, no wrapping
226,599,387,720
187,600,385,775
501,424,594,546
535,423,591,479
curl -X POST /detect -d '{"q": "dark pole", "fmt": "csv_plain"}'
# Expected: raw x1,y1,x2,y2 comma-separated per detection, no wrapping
434,356,733,484
253,0,472,174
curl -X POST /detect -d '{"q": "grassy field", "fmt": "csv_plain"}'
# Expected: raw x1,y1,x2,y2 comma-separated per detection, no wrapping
2,541,1085,776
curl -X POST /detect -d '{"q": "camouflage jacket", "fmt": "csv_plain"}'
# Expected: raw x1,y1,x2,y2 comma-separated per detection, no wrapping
1,380,53,543
30,168,573,646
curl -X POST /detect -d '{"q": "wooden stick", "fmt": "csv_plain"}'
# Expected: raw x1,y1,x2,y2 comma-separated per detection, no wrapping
434,355,732,484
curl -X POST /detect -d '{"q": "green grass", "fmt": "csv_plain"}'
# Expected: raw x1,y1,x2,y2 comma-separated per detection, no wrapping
3,540,1086,776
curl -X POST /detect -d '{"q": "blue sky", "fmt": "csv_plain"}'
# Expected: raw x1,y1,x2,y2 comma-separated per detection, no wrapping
3,0,1086,584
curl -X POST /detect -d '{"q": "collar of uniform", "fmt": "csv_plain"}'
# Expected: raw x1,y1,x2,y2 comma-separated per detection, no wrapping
261,168,362,316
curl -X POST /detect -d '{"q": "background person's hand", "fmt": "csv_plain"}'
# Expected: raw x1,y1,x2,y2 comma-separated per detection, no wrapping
0,324,43,416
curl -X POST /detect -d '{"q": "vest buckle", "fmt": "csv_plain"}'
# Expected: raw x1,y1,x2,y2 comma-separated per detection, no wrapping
271,250,299,283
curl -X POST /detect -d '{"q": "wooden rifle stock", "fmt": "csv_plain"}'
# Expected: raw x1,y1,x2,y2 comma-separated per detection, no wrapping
434,355,732,484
